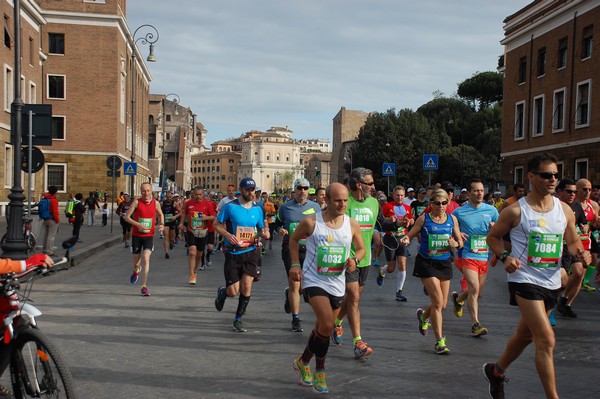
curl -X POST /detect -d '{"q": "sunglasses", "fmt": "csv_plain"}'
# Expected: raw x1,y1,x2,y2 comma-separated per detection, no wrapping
533,172,560,179
432,200,448,206
296,186,309,191
581,188,592,192
361,181,375,186
564,189,577,195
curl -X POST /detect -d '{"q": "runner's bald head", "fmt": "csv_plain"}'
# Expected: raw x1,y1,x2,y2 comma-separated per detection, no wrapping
326,183,348,200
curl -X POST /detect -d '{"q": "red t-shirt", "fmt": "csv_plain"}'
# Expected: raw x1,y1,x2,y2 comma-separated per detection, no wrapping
382,202,413,236
183,199,216,232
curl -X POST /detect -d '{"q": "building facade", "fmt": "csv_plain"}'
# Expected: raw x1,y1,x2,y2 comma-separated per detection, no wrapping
305,153,331,189
190,151,240,193
330,106,368,183
500,0,600,189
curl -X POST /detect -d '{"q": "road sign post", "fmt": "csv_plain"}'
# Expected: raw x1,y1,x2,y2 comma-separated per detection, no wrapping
382,162,396,195
423,154,438,187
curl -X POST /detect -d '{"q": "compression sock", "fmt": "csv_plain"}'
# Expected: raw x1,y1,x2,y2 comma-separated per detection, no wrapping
583,265,596,285
235,294,250,319
396,270,406,292
309,330,330,370
334,318,343,327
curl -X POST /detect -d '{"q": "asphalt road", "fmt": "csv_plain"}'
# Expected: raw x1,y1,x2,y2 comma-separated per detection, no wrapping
2,233,600,398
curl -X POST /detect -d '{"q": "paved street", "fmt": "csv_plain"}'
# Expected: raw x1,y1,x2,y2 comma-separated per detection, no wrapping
1,230,600,398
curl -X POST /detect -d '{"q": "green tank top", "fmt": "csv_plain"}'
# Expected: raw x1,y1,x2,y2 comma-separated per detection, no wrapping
346,195,379,267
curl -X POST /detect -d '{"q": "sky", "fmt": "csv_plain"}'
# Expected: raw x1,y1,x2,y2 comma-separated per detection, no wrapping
126,1,530,146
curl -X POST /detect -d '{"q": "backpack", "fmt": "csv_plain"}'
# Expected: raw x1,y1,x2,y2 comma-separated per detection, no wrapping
39,198,53,220
65,200,74,218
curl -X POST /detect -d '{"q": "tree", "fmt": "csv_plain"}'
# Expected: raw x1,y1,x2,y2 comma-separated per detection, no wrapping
457,71,503,111
417,98,474,146
281,171,295,193
351,109,452,191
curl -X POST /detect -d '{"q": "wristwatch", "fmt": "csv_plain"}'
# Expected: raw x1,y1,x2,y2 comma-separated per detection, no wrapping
499,250,510,262
352,257,360,265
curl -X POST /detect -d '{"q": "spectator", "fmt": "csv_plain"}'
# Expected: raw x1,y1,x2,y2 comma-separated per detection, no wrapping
39,186,60,256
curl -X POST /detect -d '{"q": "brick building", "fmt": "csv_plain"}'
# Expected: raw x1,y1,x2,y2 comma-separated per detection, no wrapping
500,0,600,188
330,107,368,183
190,151,240,194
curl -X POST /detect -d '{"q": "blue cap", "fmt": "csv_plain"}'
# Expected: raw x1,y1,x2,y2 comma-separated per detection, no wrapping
240,177,256,190
293,178,310,188
234,191,241,196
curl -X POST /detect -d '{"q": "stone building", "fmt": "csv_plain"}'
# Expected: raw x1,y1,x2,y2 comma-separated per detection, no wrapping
330,106,368,183
190,151,240,193
305,153,332,188
500,0,600,189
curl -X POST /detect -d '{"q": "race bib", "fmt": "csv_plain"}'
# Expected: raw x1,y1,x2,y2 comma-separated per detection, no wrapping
428,234,450,257
317,245,346,276
164,213,173,221
580,233,591,251
470,234,488,254
289,222,306,245
236,226,255,245
527,232,562,268
352,208,374,231
191,217,204,230
138,217,152,230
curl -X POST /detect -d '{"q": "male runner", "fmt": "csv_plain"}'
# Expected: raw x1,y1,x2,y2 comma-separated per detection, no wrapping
213,178,270,332
275,178,321,332
574,178,600,292
161,191,180,259
484,153,591,399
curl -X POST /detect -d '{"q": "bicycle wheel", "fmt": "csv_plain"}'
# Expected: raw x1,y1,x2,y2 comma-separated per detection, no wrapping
9,326,77,398
26,233,36,253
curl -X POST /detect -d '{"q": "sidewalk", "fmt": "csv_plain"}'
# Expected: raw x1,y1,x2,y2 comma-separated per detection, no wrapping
0,213,122,266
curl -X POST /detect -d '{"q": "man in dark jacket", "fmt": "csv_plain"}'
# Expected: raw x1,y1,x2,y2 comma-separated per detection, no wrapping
72,193,86,242
40,186,60,256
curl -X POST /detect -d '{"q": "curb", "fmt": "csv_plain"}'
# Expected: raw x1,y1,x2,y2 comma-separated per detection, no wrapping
69,236,122,267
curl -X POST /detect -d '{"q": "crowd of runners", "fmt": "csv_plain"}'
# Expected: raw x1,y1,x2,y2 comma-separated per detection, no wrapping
118,152,598,398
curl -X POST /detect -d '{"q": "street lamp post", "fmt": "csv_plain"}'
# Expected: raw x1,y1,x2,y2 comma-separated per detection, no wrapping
161,93,179,192
386,142,391,195
2,0,27,259
343,146,353,175
130,24,158,196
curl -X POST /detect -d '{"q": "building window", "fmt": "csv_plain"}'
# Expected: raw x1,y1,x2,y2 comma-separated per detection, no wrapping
276,153,280,161
514,101,525,140
46,163,67,192
48,33,64,55
514,166,523,185
286,154,290,162
4,65,13,112
537,47,546,77
575,80,591,127
575,158,588,180
266,152,270,161
518,56,527,84
29,37,34,66
165,132,171,141
29,81,36,103
51,116,66,140
532,95,544,137
556,162,564,180
581,25,593,60
166,115,171,122
557,37,568,69
552,88,566,132
47,74,65,99
229,166,234,172
4,15,10,49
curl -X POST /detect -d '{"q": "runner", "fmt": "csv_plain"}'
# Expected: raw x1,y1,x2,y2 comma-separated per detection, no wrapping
161,191,181,259
332,167,380,359
483,153,591,399
116,192,133,247
290,182,365,393
124,182,165,297
213,178,270,332
275,178,321,332
377,185,415,301
179,186,216,285
450,178,498,337
400,188,463,354
315,187,327,210
202,189,219,268
555,178,586,318
574,178,600,292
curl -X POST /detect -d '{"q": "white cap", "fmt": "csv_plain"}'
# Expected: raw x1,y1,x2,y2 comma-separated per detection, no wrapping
407,187,415,193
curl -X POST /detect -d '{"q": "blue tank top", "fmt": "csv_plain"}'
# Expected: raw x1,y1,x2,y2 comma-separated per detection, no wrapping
419,213,455,260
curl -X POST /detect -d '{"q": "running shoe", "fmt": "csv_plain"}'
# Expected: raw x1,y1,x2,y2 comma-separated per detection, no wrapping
284,287,291,314
581,282,596,292
562,305,577,318
471,322,488,337
483,363,507,399
233,319,247,332
395,290,408,302
372,258,380,267
434,336,449,355
376,267,386,286
416,308,430,336
189,273,197,286
169,242,174,250
140,286,150,297
199,263,206,271
165,252,170,259
206,259,212,266
332,325,343,346
548,308,557,327
291,318,303,332
312,370,328,394
130,268,140,284
452,291,464,317
353,340,373,359
215,286,226,311
292,355,313,387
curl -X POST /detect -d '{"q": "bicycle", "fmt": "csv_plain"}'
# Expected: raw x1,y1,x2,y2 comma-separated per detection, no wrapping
1,204,38,254
0,237,78,398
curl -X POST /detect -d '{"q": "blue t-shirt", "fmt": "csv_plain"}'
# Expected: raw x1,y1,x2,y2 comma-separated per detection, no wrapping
453,202,499,260
217,199,265,255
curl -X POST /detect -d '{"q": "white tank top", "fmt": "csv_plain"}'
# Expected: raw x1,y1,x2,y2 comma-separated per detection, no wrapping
303,213,352,297
508,197,566,289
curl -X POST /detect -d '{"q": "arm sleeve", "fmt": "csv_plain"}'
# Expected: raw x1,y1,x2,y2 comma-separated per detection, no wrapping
0,259,25,274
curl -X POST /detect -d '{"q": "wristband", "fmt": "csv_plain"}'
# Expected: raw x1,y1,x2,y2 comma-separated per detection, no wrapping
352,257,360,265
290,263,301,268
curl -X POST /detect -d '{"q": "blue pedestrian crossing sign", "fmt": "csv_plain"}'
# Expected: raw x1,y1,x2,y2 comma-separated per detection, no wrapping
123,162,137,176
423,154,438,171
382,162,396,177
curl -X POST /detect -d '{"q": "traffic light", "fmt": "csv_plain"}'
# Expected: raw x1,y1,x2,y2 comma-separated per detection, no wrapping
316,170,321,179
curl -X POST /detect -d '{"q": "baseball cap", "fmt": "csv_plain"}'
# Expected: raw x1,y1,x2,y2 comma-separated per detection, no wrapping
122,192,129,196
418,188,427,194
441,181,453,191
378,194,387,201
308,188,316,195
173,193,179,197
293,178,310,188
461,188,467,193
494,191,502,195
240,177,256,190
407,187,415,193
